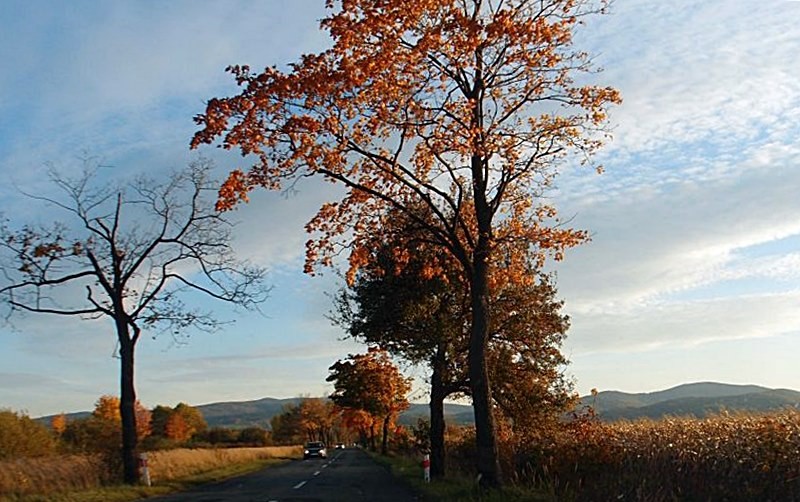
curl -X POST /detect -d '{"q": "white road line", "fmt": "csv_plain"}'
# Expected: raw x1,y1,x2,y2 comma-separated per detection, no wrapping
293,480,306,489
322,464,328,469
314,470,321,476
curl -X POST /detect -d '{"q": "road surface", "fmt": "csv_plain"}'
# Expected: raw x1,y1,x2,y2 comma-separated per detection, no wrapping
143,447,421,501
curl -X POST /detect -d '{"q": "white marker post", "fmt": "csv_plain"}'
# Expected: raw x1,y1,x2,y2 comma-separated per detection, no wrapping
422,453,431,483
139,452,151,487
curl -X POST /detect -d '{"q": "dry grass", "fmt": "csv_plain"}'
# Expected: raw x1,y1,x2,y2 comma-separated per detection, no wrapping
516,409,800,501
0,454,107,498
0,445,301,499
145,445,301,482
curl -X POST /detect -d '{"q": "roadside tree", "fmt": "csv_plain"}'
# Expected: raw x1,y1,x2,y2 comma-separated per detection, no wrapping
192,0,619,486
335,220,574,477
0,158,269,483
327,348,411,454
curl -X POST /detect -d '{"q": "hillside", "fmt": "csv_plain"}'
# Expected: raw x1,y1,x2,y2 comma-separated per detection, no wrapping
36,382,800,428
581,382,800,421
36,398,475,429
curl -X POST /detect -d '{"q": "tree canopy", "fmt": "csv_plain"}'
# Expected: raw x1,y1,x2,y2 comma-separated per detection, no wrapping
327,348,411,454
0,158,269,483
193,0,619,486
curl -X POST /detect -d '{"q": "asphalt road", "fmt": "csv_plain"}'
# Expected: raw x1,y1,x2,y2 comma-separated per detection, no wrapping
143,447,421,502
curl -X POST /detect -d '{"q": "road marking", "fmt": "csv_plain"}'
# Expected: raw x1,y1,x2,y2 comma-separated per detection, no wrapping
293,480,306,489
314,470,321,476
322,464,328,469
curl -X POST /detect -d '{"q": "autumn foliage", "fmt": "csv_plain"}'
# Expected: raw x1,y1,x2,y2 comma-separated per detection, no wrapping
327,348,411,454
0,410,56,460
193,0,619,487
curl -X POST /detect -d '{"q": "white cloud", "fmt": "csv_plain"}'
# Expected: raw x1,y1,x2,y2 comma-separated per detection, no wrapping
580,0,800,158
566,290,800,355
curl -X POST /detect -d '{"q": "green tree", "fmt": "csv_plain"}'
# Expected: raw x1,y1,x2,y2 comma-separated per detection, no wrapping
192,0,619,487
0,159,268,483
238,426,271,446
332,225,466,477
334,205,574,477
270,403,304,445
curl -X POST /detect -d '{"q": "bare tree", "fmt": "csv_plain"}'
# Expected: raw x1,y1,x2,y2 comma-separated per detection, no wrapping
0,157,269,483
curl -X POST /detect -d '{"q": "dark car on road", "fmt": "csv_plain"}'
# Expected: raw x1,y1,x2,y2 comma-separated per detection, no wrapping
303,441,327,460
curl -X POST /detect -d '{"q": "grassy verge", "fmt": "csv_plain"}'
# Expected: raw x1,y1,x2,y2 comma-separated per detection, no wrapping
368,451,553,502
0,446,301,502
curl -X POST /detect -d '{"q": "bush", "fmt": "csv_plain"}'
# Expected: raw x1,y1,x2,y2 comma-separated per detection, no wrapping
60,416,123,479
238,427,271,447
0,409,57,459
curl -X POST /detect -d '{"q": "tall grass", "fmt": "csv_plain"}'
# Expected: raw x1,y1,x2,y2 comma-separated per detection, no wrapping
145,445,300,482
517,409,800,501
0,445,300,499
0,455,107,497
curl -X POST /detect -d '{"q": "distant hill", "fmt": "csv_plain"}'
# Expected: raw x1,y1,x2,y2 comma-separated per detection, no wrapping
36,397,475,429
399,402,474,426
37,382,799,428
580,382,800,421
198,397,305,428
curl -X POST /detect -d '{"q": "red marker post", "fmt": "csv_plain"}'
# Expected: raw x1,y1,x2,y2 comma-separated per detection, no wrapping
422,453,431,483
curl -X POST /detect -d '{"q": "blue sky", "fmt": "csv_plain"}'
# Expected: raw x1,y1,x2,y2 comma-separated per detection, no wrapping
1,0,799,417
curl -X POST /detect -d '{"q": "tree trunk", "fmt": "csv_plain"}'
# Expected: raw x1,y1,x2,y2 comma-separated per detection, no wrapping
469,230,502,488
429,343,447,479
467,55,502,488
381,415,390,455
118,333,139,484
370,422,377,451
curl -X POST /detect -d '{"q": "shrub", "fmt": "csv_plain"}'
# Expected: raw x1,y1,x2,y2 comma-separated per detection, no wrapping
0,409,57,459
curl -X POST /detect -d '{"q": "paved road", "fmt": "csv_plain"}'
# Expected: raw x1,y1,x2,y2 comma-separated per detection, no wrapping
143,448,421,501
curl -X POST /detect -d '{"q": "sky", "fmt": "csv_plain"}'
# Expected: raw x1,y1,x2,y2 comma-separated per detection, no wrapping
0,0,798,417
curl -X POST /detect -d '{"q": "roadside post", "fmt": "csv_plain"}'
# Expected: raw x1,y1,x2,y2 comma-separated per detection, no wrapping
422,453,430,483
139,452,151,487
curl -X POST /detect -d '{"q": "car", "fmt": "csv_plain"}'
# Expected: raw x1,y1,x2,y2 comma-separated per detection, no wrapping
335,443,345,449
303,441,328,460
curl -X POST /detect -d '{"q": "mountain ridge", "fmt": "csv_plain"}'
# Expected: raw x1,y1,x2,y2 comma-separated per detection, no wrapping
580,382,800,421
33,382,800,427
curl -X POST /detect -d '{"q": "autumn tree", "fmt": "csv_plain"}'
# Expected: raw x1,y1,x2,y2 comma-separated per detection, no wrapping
335,212,575,478
89,395,153,444
327,348,411,454
487,272,575,432
148,402,206,442
0,409,56,459
0,158,269,484
51,413,68,436
93,395,122,422
298,398,336,444
331,219,467,478
270,398,339,445
192,0,619,486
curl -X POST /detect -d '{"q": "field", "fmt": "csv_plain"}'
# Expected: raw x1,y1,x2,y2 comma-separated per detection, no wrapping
385,409,800,501
0,445,300,500
515,409,800,500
